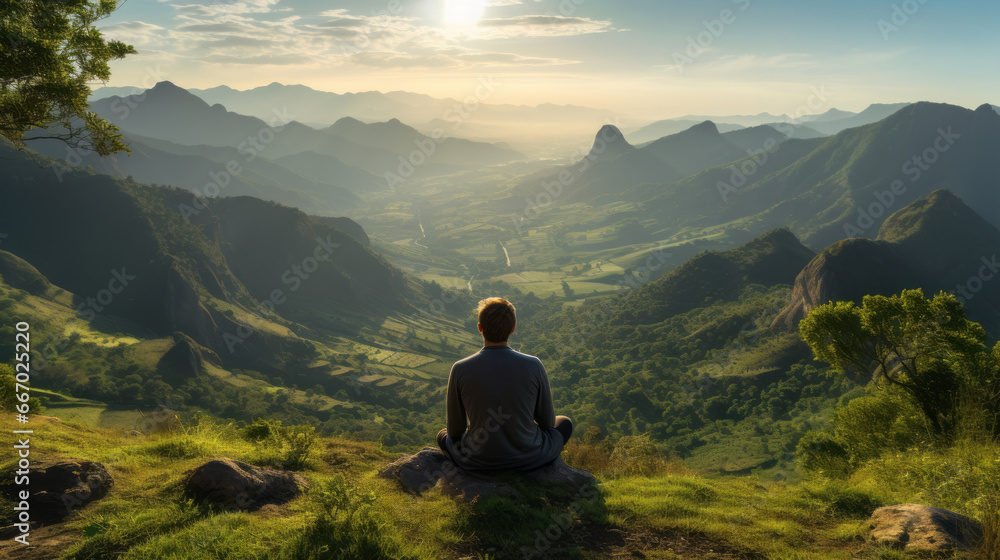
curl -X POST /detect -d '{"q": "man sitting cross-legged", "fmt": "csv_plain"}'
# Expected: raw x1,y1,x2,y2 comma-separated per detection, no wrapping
436,297,573,471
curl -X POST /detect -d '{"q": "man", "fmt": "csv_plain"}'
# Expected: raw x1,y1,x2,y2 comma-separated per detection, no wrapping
437,297,573,471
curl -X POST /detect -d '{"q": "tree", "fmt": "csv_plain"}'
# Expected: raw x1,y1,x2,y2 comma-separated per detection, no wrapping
800,289,995,438
1,0,136,155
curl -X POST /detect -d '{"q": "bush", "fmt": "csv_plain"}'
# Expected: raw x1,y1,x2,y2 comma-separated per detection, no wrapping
281,474,395,560
240,418,316,470
797,386,930,477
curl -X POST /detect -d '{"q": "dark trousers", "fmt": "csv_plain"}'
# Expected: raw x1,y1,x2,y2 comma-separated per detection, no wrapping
437,415,574,452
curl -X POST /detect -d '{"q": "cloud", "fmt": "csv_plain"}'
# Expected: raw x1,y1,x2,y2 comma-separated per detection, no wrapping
101,21,168,46
349,52,456,68
350,50,574,69
111,2,614,73
475,15,616,38
202,52,313,65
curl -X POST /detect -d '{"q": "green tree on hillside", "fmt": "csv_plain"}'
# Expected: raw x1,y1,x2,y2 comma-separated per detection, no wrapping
800,289,1000,439
1,0,135,155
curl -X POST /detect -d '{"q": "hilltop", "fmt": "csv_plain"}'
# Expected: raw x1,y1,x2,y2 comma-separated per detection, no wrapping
2,413,994,559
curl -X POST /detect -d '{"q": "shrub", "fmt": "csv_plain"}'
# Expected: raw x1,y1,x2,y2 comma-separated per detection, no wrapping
240,418,316,470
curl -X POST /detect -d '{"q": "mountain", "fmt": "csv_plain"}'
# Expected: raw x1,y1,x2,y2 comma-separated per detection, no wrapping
531,120,799,205
93,82,621,146
272,151,383,193
124,133,380,194
628,120,745,145
26,135,361,214
608,228,816,327
669,112,792,127
0,142,409,370
805,103,912,135
90,81,270,147
586,124,635,161
635,102,1000,250
324,117,524,167
626,136,826,232
187,82,421,125
773,189,1000,336
798,108,858,123
88,82,462,178
720,125,792,152
760,122,827,139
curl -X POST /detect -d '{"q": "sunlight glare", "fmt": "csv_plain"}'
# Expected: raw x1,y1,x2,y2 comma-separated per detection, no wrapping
443,0,487,26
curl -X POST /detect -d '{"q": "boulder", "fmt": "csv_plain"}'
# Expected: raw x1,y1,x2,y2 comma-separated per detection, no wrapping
0,461,114,524
869,503,982,553
378,447,597,504
182,458,308,511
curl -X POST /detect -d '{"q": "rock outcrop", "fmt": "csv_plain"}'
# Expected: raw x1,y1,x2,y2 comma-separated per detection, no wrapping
773,189,1000,336
869,503,982,553
182,458,308,511
0,461,114,525
378,447,597,504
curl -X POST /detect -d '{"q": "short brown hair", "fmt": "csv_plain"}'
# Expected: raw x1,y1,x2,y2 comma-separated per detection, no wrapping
477,297,516,343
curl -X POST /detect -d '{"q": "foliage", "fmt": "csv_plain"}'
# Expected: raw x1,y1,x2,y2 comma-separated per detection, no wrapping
800,289,1000,439
0,0,135,155
313,473,377,528
797,385,931,477
0,362,43,413
239,417,317,470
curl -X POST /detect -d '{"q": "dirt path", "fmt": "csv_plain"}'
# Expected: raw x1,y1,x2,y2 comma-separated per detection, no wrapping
0,523,82,560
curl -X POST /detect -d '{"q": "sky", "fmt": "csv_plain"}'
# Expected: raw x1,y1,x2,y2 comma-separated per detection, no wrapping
98,0,1000,120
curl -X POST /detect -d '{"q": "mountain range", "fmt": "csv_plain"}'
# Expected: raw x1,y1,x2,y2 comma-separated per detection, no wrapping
88,82,524,181
0,141,413,375
534,101,1000,252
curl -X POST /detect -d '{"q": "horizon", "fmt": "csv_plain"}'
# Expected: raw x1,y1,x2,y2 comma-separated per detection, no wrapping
95,0,1000,121
92,79,995,126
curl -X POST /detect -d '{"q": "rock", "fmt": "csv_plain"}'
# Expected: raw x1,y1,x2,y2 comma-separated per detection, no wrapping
182,458,308,511
869,503,983,553
0,461,114,524
378,447,597,504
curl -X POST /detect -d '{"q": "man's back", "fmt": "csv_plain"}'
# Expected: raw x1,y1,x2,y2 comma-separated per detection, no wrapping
443,345,563,471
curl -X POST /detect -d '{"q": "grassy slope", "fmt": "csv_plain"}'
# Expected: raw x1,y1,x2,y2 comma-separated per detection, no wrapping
2,414,995,559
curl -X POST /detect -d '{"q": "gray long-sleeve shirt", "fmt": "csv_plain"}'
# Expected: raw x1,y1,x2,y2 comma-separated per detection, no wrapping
442,345,564,471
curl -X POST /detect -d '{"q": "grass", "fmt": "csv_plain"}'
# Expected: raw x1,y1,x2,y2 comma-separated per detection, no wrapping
1,414,996,559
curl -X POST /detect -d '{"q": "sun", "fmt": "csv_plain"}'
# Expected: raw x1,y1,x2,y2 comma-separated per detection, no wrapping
443,0,487,26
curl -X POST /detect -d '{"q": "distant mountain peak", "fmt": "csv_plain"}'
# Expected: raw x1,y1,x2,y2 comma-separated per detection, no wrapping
975,103,998,116
140,81,210,109
587,124,634,160
333,116,364,126
877,188,994,245
687,120,720,135
150,81,184,93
